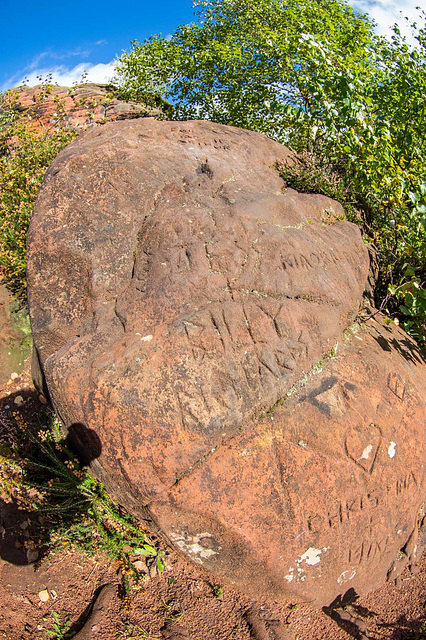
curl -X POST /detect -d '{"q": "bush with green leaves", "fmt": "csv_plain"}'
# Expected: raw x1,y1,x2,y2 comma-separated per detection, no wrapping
114,0,426,349
0,82,78,300
280,16,426,346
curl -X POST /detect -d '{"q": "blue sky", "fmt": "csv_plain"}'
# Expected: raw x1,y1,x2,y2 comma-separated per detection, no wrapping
1,0,422,92
1,0,197,91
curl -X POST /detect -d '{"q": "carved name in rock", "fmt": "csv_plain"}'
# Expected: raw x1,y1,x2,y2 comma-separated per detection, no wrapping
26,119,425,605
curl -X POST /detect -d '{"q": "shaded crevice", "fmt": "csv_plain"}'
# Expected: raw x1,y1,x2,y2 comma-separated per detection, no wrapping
234,288,339,305
68,583,116,639
113,298,126,332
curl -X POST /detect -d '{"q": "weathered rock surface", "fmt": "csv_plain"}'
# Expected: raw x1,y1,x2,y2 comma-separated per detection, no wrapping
3,83,164,131
26,119,426,605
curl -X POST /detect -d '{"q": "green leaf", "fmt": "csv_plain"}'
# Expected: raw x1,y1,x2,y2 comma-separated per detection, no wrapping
134,544,157,556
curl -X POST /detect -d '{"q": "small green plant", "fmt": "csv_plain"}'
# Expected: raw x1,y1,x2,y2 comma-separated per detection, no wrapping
44,611,71,640
277,151,360,224
134,542,165,574
0,409,165,595
212,584,224,600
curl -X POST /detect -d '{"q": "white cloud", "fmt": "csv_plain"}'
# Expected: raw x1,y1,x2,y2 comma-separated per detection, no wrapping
26,51,50,71
350,0,423,37
10,61,117,90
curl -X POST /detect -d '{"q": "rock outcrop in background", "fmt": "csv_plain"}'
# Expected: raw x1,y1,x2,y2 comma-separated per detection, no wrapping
3,83,165,131
26,119,426,606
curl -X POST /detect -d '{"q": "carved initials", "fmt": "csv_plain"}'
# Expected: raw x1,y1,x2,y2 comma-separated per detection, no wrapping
387,372,406,401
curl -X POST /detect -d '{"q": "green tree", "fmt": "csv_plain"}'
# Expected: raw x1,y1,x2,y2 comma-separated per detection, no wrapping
281,16,426,345
114,0,375,139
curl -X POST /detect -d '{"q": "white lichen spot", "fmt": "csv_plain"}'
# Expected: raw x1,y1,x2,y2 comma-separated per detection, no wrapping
358,444,373,461
284,574,294,583
169,530,220,564
199,548,218,559
388,441,397,458
298,440,307,448
299,547,323,566
140,334,153,342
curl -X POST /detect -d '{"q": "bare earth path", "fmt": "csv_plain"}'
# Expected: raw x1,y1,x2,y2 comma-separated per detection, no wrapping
1,365,425,640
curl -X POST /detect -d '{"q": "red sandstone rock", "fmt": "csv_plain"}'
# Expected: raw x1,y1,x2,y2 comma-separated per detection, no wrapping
152,316,426,604
3,83,163,131
26,119,426,605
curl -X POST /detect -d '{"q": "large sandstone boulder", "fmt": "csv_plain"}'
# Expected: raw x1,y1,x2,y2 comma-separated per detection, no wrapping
27,119,426,605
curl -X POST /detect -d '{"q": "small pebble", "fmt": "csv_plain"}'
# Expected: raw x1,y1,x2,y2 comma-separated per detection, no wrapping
14,396,24,406
27,549,39,563
38,589,49,602
10,372,19,380
133,560,148,573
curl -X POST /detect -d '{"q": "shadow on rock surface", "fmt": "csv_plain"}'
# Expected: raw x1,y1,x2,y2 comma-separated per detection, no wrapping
67,422,102,465
385,614,426,640
323,589,369,640
371,319,425,366
323,582,426,640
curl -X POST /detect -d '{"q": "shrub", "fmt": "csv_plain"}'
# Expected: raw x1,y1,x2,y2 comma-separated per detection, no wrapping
0,82,78,300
